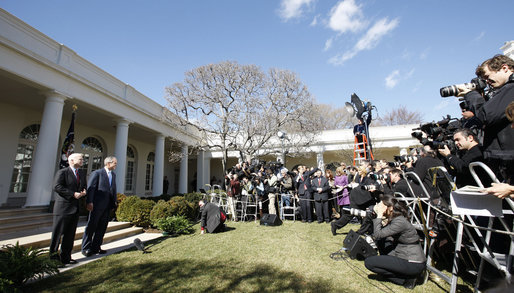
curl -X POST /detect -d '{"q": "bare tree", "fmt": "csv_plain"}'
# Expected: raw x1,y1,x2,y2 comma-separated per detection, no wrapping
311,103,356,130
376,105,424,126
165,61,323,173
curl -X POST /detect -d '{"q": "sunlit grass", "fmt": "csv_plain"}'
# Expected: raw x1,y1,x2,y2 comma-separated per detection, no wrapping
26,221,472,292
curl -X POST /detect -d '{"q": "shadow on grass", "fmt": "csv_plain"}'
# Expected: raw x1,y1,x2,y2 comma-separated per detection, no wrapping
25,257,332,292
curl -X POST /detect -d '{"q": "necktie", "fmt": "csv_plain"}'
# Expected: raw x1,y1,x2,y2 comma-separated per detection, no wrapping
108,171,112,186
75,169,80,185
318,178,321,186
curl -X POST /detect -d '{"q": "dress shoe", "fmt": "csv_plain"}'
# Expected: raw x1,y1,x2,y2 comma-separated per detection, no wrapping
63,259,78,265
97,249,107,254
82,250,93,257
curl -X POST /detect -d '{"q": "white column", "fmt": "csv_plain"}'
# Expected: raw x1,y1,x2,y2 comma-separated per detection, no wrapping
196,150,204,191
179,145,188,194
114,119,130,195
25,92,66,207
203,151,211,188
316,149,325,172
153,134,165,196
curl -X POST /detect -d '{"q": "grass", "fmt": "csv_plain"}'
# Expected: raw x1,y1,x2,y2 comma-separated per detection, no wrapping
25,221,474,292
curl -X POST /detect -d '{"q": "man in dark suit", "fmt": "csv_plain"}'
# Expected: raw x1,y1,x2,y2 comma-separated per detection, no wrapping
81,156,118,257
199,199,226,234
50,153,87,265
295,165,318,223
311,169,331,223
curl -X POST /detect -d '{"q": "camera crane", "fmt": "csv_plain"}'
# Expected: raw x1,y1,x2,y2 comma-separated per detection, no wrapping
345,93,375,166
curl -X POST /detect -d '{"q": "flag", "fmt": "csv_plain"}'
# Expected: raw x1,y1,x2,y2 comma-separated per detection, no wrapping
59,105,77,168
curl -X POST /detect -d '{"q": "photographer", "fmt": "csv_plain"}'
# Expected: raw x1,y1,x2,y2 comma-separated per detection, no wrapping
411,145,444,201
330,165,378,235
390,169,413,198
438,128,485,188
364,195,426,289
459,102,483,132
278,168,293,207
460,54,514,181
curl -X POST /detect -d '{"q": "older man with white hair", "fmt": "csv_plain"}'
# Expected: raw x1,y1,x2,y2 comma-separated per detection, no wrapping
50,153,87,265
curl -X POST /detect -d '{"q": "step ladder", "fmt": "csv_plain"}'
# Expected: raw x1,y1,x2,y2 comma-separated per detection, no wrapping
353,134,373,166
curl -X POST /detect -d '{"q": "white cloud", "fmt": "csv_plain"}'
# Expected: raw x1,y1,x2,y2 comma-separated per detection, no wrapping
474,31,486,42
278,0,315,21
354,17,399,51
328,17,399,65
385,70,400,88
310,14,320,26
324,38,333,51
327,0,366,34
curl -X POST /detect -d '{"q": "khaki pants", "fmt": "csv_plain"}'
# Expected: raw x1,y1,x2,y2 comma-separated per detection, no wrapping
227,196,236,220
268,193,276,214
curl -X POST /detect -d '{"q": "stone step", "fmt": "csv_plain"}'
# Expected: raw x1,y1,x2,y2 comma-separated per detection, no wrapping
0,216,54,236
0,212,53,226
70,226,144,253
0,207,49,217
0,221,133,250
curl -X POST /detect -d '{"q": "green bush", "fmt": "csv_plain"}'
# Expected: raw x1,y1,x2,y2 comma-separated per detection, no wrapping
168,196,199,220
155,216,194,235
0,242,59,290
116,196,155,227
183,192,204,203
149,200,174,227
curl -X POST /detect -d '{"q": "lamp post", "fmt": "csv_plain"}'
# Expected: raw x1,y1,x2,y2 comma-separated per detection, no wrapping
277,131,287,166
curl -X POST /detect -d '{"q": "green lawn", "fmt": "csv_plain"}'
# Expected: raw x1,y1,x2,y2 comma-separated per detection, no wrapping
26,221,473,292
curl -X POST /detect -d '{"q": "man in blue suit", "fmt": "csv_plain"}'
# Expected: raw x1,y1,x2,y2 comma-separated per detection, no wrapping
81,156,118,257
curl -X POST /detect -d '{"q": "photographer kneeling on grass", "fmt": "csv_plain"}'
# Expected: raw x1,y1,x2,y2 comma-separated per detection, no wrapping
364,195,426,290
199,199,226,234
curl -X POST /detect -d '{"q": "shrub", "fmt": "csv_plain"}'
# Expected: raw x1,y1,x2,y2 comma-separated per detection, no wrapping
0,242,59,290
116,196,155,227
184,192,204,203
168,196,199,220
155,216,194,235
117,193,128,204
149,200,174,227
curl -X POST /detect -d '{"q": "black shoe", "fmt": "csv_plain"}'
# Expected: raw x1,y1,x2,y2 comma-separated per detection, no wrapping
63,259,78,265
97,249,107,254
82,250,93,257
331,222,337,236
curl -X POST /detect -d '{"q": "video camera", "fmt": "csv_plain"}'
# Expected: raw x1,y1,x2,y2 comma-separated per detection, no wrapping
411,115,461,152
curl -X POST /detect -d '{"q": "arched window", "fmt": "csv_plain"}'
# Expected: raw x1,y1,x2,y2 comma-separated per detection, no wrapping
145,152,155,192
10,124,40,193
80,137,104,175
125,145,137,193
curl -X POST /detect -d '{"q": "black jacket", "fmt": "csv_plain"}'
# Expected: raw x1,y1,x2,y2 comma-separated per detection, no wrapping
464,76,514,154
53,167,87,215
445,144,484,188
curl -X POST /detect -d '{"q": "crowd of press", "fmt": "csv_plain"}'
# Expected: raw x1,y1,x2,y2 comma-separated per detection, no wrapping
200,54,514,290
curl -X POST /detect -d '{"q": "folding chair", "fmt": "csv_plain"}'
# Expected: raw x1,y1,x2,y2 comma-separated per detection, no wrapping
280,193,296,221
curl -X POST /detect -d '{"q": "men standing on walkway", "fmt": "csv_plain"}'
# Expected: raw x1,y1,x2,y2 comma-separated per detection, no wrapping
82,156,118,257
50,153,87,265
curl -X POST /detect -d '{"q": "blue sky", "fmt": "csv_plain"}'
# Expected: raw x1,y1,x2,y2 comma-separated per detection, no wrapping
2,0,512,124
